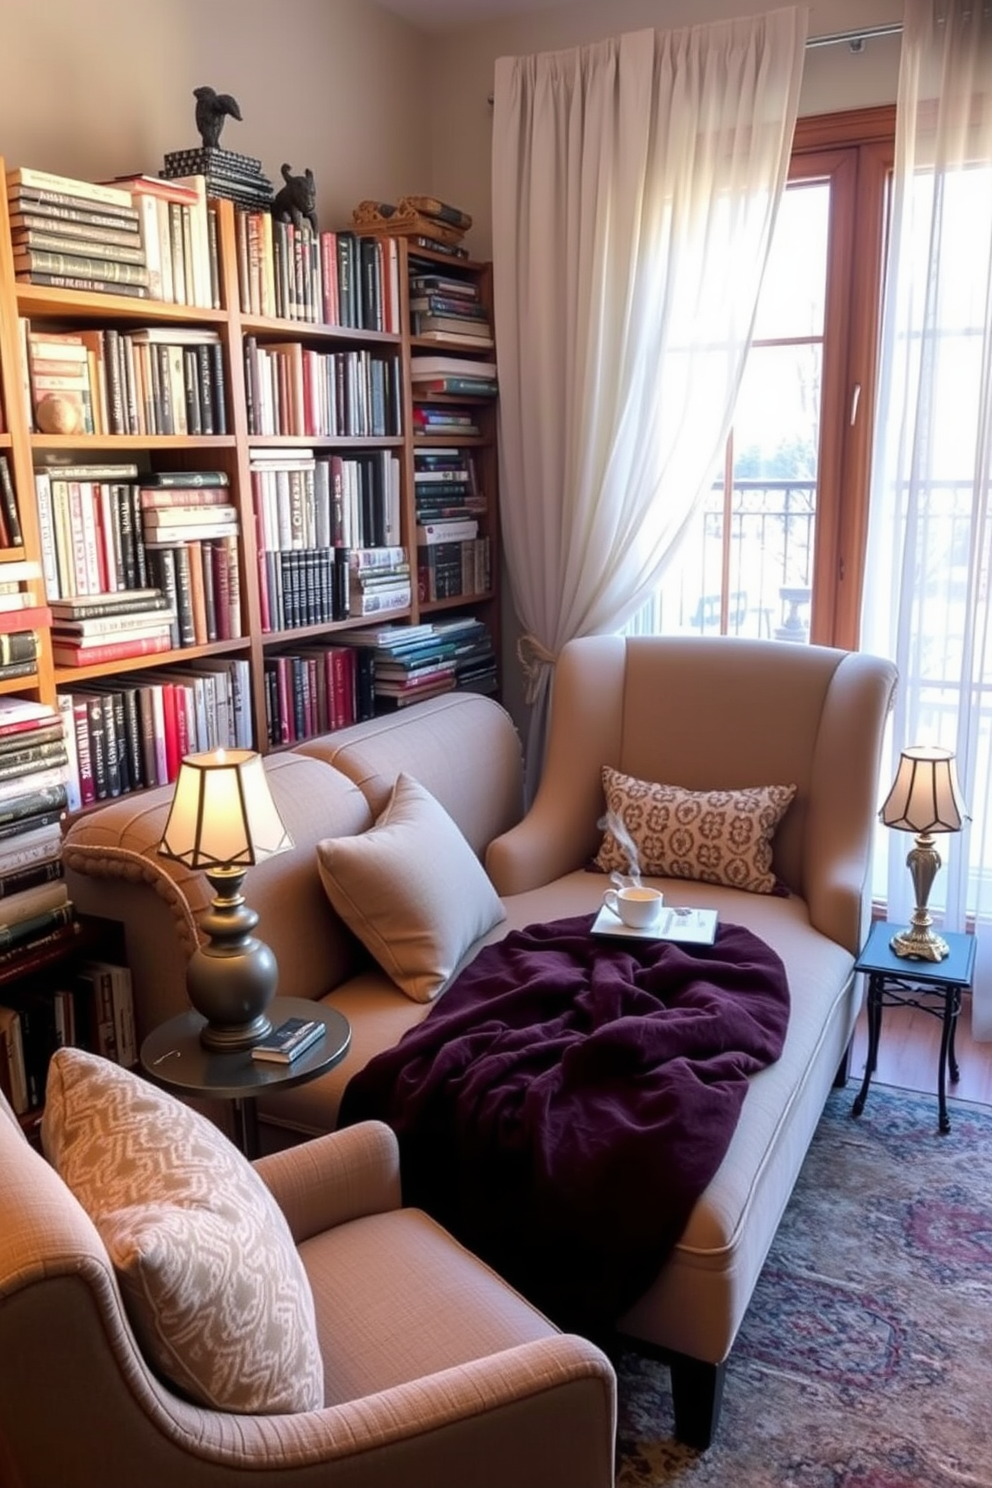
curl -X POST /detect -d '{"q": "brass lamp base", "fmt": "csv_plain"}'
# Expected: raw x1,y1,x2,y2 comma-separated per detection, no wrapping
890,830,949,962
889,923,950,962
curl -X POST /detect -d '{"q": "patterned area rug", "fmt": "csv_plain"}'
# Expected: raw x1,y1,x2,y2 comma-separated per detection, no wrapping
617,1083,992,1486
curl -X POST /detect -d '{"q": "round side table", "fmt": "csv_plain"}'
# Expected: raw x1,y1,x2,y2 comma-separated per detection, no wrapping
140,997,351,1157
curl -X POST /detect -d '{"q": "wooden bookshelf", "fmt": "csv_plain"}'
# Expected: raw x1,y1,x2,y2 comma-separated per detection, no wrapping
0,159,501,787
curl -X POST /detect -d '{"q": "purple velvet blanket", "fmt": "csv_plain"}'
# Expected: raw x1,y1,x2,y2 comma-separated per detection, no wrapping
339,913,790,1334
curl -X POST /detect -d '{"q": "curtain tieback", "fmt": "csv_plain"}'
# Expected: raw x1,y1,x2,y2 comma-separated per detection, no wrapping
517,634,558,704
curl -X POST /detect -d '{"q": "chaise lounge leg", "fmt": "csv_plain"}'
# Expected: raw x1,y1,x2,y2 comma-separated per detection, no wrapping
833,1037,853,1088
669,1353,726,1450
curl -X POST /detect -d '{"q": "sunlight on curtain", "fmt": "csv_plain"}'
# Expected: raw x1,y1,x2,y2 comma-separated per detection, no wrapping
860,0,992,1033
491,10,808,788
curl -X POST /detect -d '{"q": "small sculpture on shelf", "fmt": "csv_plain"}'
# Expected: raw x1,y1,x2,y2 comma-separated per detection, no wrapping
272,163,317,235
193,86,243,149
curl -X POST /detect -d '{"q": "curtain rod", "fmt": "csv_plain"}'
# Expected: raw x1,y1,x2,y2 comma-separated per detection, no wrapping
486,22,903,102
806,23,903,51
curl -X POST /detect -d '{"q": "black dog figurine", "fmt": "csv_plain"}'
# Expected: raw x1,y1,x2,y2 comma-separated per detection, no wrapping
272,163,317,235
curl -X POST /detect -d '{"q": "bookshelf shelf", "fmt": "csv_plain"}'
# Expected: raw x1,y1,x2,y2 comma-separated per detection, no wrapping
16,285,229,325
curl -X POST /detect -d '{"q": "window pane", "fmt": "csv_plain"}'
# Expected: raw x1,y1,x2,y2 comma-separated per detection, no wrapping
751,181,829,341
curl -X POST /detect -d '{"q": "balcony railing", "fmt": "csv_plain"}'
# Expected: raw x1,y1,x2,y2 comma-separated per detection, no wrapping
626,478,817,641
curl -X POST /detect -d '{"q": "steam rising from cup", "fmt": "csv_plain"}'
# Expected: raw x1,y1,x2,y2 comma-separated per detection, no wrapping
598,810,643,886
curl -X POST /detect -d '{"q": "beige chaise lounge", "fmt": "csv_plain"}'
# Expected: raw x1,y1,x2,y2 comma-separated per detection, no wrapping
62,634,897,1447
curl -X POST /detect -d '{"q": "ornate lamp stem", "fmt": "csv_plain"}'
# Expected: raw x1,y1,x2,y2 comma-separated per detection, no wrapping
185,866,279,1049
889,832,949,962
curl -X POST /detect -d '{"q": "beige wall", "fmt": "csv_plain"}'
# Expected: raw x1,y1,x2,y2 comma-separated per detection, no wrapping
0,0,432,233
423,0,904,259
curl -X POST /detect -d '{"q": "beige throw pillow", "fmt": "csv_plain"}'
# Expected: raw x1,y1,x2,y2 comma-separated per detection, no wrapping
595,766,796,895
316,772,505,1003
42,1047,323,1415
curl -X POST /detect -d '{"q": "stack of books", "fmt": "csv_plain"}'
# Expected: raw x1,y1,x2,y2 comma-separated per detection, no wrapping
409,269,494,348
0,698,75,1056
409,355,498,398
334,616,497,708
348,546,412,619
6,166,149,300
138,478,241,650
50,589,177,670
412,405,480,439
161,146,274,214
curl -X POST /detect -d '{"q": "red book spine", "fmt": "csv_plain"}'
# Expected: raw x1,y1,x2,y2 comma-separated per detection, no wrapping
52,634,171,667
161,683,180,782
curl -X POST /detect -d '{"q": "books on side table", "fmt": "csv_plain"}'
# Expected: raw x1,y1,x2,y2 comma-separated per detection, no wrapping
250,1016,325,1064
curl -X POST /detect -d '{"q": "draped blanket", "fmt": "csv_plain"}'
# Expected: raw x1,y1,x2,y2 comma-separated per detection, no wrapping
339,914,790,1334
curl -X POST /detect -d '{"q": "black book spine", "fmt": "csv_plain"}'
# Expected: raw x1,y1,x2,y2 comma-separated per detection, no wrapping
85,696,109,801
104,328,126,434
0,858,63,899
118,686,144,792
130,484,148,589
197,345,215,434
184,350,202,437
171,546,196,647
201,542,218,642
0,455,23,546
210,343,227,434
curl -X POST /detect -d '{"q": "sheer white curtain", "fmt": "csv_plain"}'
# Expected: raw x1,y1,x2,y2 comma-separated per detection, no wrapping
861,0,992,1031
491,9,807,782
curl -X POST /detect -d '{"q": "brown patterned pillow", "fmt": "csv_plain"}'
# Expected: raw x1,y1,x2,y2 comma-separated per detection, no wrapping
42,1047,323,1415
595,767,796,894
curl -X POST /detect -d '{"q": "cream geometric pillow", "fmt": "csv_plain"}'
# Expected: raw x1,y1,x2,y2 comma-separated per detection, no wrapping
41,1047,323,1415
595,767,796,895
316,772,505,1003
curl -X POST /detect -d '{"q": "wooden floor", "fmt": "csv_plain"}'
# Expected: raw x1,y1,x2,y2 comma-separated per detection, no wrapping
850,992,992,1107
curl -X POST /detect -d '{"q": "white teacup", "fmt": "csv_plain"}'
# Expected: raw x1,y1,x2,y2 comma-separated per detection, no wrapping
603,885,664,929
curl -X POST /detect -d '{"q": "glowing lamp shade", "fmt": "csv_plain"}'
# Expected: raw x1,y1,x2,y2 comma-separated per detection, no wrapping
159,750,293,1049
879,745,969,962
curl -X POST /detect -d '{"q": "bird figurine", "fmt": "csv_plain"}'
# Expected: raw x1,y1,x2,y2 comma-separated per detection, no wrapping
193,86,243,150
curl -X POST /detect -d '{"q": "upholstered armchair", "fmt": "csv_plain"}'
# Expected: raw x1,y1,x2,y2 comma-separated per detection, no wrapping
0,1073,616,1488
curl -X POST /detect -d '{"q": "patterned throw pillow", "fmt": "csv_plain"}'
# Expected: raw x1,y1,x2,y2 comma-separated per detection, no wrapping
42,1047,324,1415
316,772,506,1004
595,767,797,894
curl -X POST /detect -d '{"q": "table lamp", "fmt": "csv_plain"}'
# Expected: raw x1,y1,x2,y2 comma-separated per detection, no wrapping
879,744,969,962
159,749,293,1050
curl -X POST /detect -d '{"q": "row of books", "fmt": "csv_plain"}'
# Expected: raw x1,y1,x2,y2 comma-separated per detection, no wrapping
416,537,492,603
235,214,401,330
243,338,400,439
0,958,136,1115
20,322,228,438
251,448,401,558
57,656,252,808
33,465,244,647
6,165,218,307
263,643,376,747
